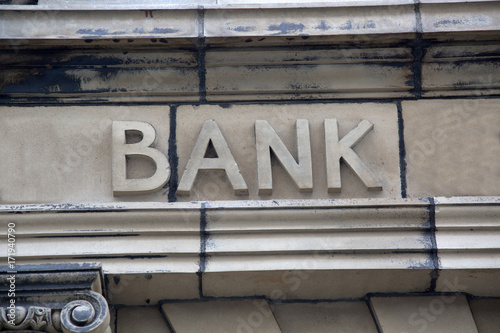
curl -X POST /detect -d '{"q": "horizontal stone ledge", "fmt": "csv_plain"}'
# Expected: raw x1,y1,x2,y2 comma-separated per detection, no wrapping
1,2,499,40
0,0,494,11
1,197,498,213
0,0,416,11
0,198,430,213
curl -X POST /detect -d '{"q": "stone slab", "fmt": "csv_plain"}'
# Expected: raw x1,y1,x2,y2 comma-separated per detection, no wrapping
162,300,281,333
205,46,414,101
402,99,500,197
107,273,200,306
0,106,170,203
271,301,378,333
204,6,416,37
469,298,500,333
436,270,500,297
203,268,432,299
421,43,500,97
0,10,198,39
117,307,171,333
420,2,500,33
176,103,401,201
371,295,478,333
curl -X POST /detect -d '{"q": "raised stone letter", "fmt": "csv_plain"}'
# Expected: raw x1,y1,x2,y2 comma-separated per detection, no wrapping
256,119,313,195
177,120,248,196
112,121,170,196
325,119,382,192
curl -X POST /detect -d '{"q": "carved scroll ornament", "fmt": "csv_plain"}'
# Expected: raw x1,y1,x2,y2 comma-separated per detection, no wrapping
0,291,110,333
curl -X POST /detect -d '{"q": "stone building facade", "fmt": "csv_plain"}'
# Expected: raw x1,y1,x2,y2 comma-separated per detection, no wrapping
0,0,499,332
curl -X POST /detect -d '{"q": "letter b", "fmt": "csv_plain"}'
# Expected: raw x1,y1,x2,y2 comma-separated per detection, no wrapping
112,121,170,196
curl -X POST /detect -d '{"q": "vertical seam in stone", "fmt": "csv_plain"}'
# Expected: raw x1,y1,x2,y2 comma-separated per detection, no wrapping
411,0,423,98
414,0,423,34
365,296,383,333
197,8,207,103
198,202,207,298
167,105,178,202
396,101,407,198
428,197,439,292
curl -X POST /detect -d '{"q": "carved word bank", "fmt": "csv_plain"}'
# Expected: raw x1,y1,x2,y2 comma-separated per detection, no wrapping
112,119,382,196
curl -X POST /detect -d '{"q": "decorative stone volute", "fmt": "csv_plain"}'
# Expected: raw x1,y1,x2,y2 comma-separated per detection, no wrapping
0,266,111,333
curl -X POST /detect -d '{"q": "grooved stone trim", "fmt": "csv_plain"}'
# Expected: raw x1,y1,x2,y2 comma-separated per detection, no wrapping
422,43,500,97
205,46,414,100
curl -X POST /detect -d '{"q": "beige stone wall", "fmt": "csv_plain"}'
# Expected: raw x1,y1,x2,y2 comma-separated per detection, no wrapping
0,2,499,332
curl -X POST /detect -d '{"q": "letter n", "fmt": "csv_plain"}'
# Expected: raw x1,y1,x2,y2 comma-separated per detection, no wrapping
255,119,313,195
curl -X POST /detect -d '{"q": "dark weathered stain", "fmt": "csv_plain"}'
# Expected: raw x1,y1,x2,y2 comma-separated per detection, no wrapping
0,67,81,94
433,17,487,28
76,27,178,38
151,27,180,34
315,20,332,31
77,28,121,36
285,82,321,91
0,0,38,4
113,275,121,285
340,20,377,31
232,26,257,32
407,256,435,269
268,22,305,35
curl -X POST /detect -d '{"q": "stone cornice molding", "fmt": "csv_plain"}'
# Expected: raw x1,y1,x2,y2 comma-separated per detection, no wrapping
1,197,499,302
0,0,496,10
0,1,499,40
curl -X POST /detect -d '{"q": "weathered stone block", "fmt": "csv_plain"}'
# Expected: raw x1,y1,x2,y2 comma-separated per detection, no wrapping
403,99,500,197
176,103,401,201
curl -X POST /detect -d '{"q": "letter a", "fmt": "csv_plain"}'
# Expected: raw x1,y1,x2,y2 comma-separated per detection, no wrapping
177,120,248,196
112,121,170,196
325,119,382,192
